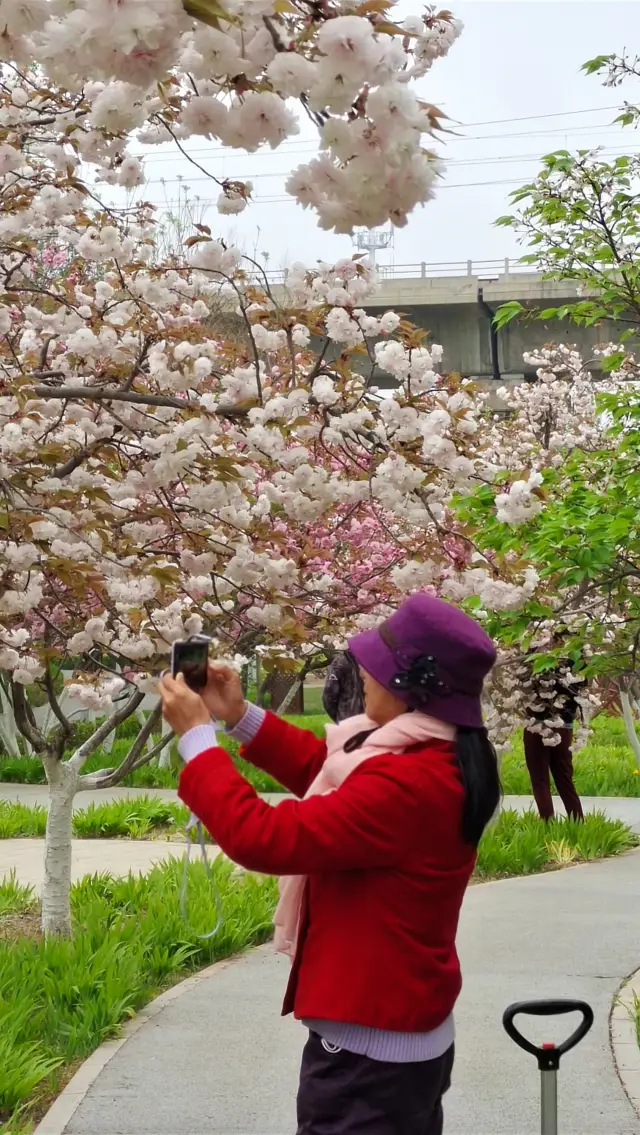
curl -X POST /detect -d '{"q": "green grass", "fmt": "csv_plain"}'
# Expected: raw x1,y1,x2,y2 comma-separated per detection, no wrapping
0,714,329,795
0,873,36,917
2,714,639,801
0,803,46,839
0,797,205,842
301,686,325,715
501,716,640,798
0,859,277,1131
476,809,637,878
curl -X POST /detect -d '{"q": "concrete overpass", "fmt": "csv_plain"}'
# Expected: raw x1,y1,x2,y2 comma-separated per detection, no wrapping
270,258,630,386
367,259,625,383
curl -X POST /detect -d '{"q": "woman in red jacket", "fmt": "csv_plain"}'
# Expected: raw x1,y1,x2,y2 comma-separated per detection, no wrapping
160,593,500,1135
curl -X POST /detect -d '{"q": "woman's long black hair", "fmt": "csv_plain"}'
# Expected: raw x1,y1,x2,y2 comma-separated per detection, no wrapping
455,726,502,846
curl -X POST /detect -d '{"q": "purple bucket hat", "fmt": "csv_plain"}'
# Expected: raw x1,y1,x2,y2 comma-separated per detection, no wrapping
348,593,496,728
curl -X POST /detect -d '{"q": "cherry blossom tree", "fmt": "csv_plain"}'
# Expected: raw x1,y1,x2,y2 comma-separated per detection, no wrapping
2,58,545,934
3,0,462,234
455,343,640,751
456,48,640,755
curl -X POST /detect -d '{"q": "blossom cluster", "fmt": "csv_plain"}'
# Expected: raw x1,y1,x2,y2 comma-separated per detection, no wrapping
0,1,462,232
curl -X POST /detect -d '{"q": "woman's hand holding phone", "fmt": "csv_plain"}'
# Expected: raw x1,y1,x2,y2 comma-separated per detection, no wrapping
159,672,211,737
159,662,247,736
200,663,247,729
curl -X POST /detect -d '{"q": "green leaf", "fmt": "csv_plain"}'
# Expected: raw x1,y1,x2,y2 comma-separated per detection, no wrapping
581,53,614,74
182,0,233,27
493,301,524,329
615,110,637,127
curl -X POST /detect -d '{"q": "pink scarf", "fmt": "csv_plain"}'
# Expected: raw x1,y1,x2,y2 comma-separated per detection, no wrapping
273,711,456,958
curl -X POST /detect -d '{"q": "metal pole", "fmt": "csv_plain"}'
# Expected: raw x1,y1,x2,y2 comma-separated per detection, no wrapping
540,1068,558,1135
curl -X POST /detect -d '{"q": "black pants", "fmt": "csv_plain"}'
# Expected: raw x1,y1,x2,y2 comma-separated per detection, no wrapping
523,727,584,821
296,1032,454,1134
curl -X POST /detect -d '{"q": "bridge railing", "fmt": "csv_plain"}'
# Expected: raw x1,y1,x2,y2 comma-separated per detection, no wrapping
261,258,538,284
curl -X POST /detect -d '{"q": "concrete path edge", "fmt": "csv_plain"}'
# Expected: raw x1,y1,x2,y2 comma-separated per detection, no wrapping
33,950,252,1135
611,966,640,1119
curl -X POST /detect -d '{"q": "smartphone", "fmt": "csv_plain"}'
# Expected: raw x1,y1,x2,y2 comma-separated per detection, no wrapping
171,636,210,692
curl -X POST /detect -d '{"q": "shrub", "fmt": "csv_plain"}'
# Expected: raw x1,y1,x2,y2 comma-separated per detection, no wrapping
0,802,46,839
0,797,206,842
476,809,637,878
0,873,35,917
71,797,188,840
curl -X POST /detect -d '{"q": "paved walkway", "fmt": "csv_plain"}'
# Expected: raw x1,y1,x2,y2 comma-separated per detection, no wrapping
1,838,193,890
40,851,640,1135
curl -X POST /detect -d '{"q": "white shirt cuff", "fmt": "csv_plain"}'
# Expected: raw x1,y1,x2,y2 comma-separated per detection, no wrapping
178,724,218,763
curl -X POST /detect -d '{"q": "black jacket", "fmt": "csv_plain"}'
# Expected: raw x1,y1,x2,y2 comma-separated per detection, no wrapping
322,651,365,724
524,664,587,727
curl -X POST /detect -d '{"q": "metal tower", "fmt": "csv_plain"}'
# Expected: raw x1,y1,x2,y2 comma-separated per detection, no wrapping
354,228,393,265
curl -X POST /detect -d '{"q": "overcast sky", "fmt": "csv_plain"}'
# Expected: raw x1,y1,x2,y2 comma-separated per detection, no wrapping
122,1,640,273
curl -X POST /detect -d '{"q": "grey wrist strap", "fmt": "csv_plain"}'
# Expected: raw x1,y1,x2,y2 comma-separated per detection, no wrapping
180,812,222,940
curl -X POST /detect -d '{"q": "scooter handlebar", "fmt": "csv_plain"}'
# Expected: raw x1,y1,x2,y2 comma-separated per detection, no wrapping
503,999,594,1070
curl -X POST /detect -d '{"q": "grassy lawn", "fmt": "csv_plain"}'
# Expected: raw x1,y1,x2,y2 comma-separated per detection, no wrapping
0,714,638,800
301,685,325,715
500,716,640,798
0,715,327,794
0,797,199,841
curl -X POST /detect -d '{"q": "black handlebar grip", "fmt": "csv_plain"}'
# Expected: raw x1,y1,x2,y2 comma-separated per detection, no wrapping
503,999,594,1070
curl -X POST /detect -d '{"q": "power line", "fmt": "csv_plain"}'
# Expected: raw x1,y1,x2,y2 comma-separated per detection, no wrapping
125,175,567,210
135,145,640,189
139,127,626,167
457,104,620,128
137,117,626,165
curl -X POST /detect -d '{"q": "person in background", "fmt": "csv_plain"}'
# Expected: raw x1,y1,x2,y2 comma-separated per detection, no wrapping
322,649,364,723
160,593,501,1135
522,662,586,822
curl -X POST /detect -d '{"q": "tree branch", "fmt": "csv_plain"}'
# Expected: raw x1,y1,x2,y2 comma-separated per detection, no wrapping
68,688,145,772
10,681,46,753
52,430,122,479
122,335,152,393
94,701,162,788
78,725,173,789
43,663,72,738
30,384,250,416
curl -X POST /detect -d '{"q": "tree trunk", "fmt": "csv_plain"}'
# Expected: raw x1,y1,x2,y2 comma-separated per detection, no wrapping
41,757,78,937
263,672,304,715
620,692,640,769
276,677,303,716
158,717,173,768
